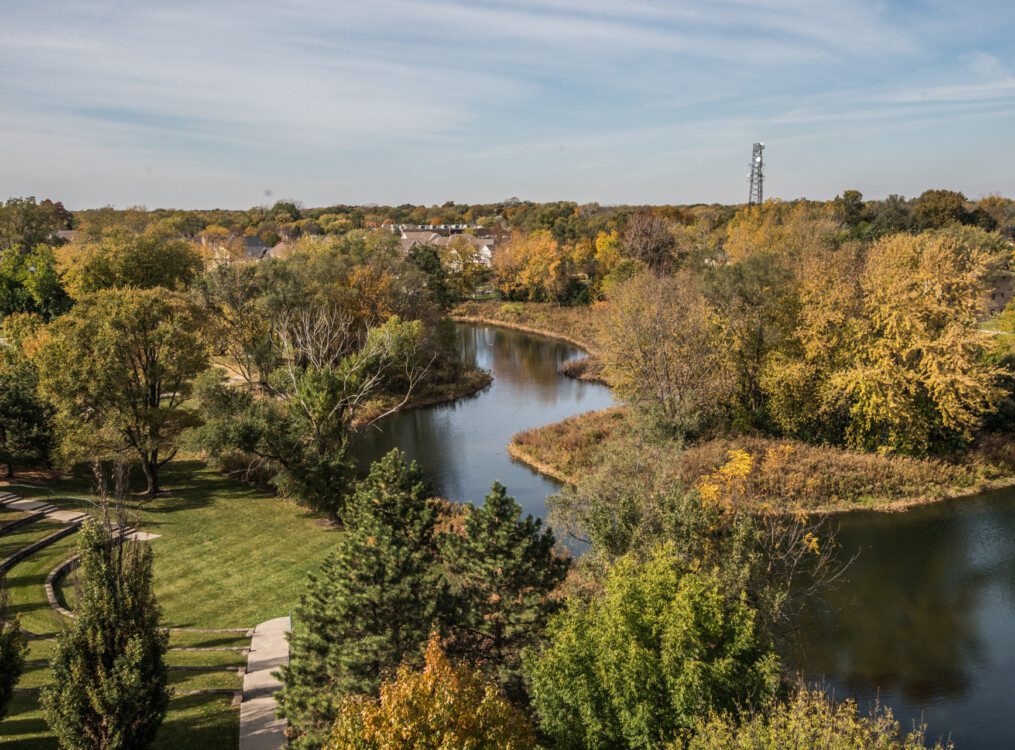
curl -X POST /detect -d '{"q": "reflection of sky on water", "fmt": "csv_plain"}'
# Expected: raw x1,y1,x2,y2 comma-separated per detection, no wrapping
351,323,614,520
354,322,1015,749
796,489,1015,749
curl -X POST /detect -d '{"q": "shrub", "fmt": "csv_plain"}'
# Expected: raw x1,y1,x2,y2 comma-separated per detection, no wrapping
685,690,953,750
525,546,779,749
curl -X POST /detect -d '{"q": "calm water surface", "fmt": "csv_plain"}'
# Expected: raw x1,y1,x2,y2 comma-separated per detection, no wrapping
351,323,614,519
795,490,1015,749
355,323,1015,748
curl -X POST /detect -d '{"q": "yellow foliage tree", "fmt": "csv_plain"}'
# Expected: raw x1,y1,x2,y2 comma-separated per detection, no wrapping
832,230,1004,454
724,200,841,265
327,634,536,750
492,230,567,303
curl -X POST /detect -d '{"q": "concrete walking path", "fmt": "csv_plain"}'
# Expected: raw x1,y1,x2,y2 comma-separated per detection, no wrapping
240,616,291,750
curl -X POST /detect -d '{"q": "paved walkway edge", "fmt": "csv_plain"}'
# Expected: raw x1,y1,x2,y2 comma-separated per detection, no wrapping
240,616,290,750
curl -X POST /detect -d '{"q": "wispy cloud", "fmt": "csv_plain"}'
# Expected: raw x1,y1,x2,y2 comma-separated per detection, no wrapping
0,0,1013,207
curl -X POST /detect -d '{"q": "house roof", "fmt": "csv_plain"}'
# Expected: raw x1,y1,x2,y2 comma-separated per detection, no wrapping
401,230,441,242
243,236,271,259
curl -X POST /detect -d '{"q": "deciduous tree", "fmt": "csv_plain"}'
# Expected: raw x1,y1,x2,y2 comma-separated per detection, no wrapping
34,288,209,495
599,272,733,436
327,634,536,750
525,546,780,749
833,229,1004,454
58,227,203,298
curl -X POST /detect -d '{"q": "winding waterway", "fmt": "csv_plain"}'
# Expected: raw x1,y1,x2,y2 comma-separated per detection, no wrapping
351,323,614,518
352,322,1015,749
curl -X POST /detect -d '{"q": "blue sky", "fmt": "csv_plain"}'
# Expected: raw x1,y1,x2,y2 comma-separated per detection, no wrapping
2,0,1014,208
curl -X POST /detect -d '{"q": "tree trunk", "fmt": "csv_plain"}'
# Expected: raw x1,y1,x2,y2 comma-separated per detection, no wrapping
2,463,12,479
141,454,160,496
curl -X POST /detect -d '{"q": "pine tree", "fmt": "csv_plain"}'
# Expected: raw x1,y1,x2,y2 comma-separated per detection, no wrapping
0,586,27,720
441,482,569,702
41,520,170,750
279,450,443,750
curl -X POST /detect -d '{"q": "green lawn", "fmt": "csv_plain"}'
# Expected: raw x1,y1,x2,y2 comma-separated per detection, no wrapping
0,691,238,750
0,459,341,747
0,509,32,529
0,521,65,564
8,460,338,628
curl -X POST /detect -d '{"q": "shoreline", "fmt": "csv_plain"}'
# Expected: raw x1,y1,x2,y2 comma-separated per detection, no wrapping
450,314,594,352
352,368,493,427
451,314,607,384
506,408,1015,516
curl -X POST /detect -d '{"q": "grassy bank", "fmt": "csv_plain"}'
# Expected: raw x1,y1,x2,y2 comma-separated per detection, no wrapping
452,300,601,351
510,407,1015,513
2,461,337,629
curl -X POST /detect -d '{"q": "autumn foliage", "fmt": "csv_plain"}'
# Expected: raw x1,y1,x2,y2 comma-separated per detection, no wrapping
326,634,537,750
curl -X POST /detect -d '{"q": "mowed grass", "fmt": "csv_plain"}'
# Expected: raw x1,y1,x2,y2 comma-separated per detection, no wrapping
7,460,338,628
0,521,65,564
0,460,339,748
0,690,238,750
2,632,246,748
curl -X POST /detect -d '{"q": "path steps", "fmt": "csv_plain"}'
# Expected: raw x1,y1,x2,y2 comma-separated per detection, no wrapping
240,617,291,750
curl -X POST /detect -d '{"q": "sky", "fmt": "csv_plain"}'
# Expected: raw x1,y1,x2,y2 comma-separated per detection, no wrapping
2,0,1015,209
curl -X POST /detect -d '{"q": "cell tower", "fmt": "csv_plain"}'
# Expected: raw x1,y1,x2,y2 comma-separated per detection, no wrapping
748,142,764,206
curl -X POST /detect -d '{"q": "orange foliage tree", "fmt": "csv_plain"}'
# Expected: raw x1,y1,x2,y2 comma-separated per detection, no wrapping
326,634,536,750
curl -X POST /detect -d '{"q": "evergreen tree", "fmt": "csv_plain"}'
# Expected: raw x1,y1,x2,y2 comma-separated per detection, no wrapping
41,520,170,750
279,450,443,749
0,587,27,720
441,482,569,702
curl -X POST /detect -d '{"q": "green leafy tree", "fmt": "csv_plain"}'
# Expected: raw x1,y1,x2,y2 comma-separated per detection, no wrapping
912,189,971,230
0,243,71,320
0,196,63,253
525,545,780,749
189,315,428,514
34,288,209,495
0,362,53,477
59,227,203,298
278,451,443,749
42,519,170,750
0,587,27,721
0,314,53,476
327,634,537,750
441,482,569,701
686,690,953,750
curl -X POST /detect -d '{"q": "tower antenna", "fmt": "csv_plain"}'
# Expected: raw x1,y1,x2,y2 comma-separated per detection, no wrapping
748,142,765,206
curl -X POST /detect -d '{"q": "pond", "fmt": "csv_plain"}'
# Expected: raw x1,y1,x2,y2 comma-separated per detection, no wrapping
350,322,614,519
353,321,1015,748
794,489,1015,749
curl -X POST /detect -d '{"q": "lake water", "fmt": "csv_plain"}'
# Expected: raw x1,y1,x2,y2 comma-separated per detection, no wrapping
354,322,1015,748
794,489,1015,749
350,323,614,519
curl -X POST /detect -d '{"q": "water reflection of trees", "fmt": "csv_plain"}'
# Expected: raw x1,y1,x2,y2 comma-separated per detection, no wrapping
468,326,573,406
794,509,991,705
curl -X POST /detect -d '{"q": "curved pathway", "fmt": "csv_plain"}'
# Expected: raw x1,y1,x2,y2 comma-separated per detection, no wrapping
240,616,291,750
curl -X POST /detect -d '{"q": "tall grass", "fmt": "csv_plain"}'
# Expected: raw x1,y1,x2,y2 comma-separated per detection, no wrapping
510,407,1015,512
